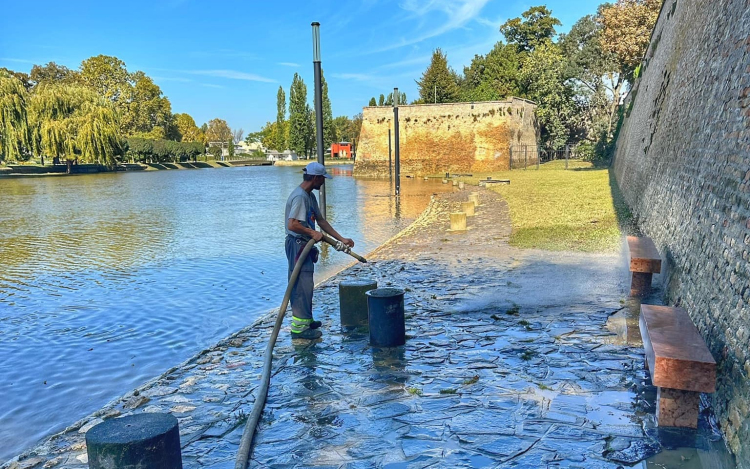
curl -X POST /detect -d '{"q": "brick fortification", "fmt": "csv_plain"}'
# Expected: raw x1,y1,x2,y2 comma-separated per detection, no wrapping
354,98,539,177
613,0,750,464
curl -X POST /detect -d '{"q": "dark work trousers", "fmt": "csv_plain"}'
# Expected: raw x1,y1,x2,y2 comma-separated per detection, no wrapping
285,235,315,322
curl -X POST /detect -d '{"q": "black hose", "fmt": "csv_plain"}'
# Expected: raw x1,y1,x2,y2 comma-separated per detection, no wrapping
234,237,366,469
234,238,315,469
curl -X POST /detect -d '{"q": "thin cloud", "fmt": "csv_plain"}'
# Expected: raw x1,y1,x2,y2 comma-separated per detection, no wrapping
201,83,224,89
277,62,300,67
184,69,276,83
0,57,37,64
151,76,193,83
331,73,375,82
370,0,492,53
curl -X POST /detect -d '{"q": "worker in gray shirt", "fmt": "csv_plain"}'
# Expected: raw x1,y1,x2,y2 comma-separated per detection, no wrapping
285,162,354,339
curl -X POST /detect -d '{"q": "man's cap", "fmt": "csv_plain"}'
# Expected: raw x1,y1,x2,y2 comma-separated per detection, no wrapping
304,162,332,179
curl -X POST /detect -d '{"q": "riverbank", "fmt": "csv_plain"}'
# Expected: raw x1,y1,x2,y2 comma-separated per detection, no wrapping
0,160,272,178
1,188,735,468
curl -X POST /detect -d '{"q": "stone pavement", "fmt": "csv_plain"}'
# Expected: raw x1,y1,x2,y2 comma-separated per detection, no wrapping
2,189,731,469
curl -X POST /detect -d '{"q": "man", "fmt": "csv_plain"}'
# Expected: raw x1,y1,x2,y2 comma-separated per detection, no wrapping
285,162,355,339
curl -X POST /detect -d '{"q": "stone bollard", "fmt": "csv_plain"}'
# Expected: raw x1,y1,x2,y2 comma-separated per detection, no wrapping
86,413,182,469
468,194,480,206
339,279,378,327
458,181,465,190
423,176,428,181
452,180,458,186
442,179,448,184
450,212,467,231
366,288,406,347
461,201,475,216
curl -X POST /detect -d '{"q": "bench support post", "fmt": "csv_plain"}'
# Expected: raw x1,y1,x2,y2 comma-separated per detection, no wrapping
630,272,653,296
656,387,700,428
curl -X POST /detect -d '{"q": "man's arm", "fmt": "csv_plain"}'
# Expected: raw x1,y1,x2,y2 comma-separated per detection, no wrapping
317,218,354,248
288,218,323,242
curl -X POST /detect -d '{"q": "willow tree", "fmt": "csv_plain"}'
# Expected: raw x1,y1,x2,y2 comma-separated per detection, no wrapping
0,73,31,162
28,84,122,168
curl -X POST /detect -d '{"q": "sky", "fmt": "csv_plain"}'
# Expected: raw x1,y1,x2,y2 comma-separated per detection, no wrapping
0,0,603,134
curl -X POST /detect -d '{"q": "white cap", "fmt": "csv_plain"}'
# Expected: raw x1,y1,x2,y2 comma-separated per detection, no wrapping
304,162,332,179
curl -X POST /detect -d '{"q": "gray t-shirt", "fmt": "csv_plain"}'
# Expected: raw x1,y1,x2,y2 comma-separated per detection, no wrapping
285,186,322,239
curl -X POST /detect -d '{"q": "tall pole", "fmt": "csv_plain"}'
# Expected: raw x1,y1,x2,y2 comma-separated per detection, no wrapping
311,22,326,219
393,87,400,197
388,128,392,177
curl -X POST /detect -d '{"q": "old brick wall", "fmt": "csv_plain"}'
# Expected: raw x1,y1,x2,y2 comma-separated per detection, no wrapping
613,0,750,465
354,99,539,177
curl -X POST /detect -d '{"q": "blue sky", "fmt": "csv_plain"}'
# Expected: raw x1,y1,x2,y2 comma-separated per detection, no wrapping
1,0,603,134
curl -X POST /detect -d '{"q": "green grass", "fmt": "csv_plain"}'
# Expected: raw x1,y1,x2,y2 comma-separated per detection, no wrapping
456,160,631,252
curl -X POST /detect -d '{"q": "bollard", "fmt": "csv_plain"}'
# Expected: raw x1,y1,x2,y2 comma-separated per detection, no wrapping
366,288,405,347
442,179,448,184
339,279,378,327
423,176,428,181
461,201,475,216
86,413,182,469
468,194,480,206
450,212,467,231
452,180,458,186
458,181,465,190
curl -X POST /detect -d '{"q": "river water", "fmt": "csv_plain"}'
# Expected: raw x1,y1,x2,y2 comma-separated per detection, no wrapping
0,165,452,462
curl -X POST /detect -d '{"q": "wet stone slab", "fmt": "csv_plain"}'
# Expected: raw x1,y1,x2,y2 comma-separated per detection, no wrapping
2,190,733,469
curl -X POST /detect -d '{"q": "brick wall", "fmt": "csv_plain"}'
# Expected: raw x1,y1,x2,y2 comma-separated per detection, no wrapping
613,0,750,465
354,99,539,177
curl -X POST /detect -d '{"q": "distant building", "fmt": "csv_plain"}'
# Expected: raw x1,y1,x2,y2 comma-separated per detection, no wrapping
330,142,353,159
266,149,299,161
236,141,265,154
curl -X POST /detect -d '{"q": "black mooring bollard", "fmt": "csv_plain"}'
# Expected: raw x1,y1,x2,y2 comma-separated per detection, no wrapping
339,279,378,327
86,413,182,469
366,287,406,347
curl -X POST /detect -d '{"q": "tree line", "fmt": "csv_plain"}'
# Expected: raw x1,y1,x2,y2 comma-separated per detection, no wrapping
248,71,363,158
0,55,243,165
376,0,661,161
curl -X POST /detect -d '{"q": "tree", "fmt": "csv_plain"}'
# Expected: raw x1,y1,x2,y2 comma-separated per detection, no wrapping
288,73,310,156
126,137,153,162
233,128,244,144
228,139,235,158
599,0,662,79
520,41,579,149
174,113,203,142
416,48,461,104
205,118,232,143
78,55,131,104
125,71,175,139
400,92,407,105
321,70,335,149
350,113,363,154
0,68,32,91
28,83,122,168
378,94,385,106
275,86,287,151
500,6,562,53
368,97,377,106
0,73,31,162
560,15,620,147
29,62,77,87
461,42,523,101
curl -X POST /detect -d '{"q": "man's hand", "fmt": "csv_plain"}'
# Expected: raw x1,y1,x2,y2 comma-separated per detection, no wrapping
311,231,323,242
342,238,354,248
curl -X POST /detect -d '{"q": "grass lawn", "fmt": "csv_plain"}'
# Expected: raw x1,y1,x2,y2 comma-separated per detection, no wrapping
454,160,633,252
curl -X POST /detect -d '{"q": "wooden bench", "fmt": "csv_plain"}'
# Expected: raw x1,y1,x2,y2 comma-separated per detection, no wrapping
639,304,716,428
627,236,662,296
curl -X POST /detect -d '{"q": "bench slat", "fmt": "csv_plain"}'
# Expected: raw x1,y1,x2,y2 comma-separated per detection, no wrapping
627,236,662,273
639,305,716,393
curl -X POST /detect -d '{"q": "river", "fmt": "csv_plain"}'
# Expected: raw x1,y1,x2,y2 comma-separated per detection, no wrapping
0,164,452,462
